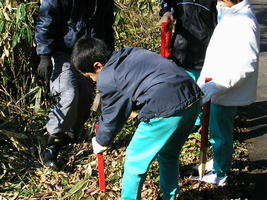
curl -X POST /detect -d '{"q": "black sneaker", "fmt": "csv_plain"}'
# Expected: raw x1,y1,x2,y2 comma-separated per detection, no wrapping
44,145,59,169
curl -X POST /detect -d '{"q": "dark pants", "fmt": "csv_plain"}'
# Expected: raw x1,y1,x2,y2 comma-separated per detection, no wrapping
47,52,93,136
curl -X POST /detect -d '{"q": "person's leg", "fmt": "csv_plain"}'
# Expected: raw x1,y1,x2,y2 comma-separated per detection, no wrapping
121,101,201,200
71,73,94,134
209,104,238,177
158,102,201,200
47,52,79,135
45,52,79,167
183,68,202,129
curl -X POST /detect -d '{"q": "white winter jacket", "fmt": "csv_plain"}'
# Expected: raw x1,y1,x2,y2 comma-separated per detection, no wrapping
197,0,260,106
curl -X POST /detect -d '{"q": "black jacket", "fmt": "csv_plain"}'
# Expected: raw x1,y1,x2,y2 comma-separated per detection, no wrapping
160,0,217,70
35,0,114,55
96,47,203,146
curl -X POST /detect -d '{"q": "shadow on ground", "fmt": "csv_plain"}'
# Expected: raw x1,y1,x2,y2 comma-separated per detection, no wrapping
252,2,267,52
235,101,267,141
234,102,267,200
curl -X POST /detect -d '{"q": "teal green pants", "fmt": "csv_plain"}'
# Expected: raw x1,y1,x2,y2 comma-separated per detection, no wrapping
210,103,238,177
184,69,202,126
121,101,201,200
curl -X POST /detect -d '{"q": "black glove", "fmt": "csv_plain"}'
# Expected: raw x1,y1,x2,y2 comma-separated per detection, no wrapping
37,55,53,81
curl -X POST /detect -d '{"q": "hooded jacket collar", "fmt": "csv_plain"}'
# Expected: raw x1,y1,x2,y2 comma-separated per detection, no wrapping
217,0,250,22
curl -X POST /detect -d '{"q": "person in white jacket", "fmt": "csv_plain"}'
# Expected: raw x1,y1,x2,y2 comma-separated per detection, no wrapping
197,0,260,186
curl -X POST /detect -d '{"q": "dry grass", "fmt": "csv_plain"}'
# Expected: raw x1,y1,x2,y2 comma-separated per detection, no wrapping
0,111,263,200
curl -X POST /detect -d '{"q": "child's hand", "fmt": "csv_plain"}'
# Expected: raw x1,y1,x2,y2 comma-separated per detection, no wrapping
200,81,227,103
162,12,174,30
92,137,107,154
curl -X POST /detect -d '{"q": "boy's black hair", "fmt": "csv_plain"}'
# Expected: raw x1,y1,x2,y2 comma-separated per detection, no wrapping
71,36,112,73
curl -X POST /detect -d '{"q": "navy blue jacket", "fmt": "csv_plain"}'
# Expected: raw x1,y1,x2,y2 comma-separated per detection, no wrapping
35,0,114,55
96,47,203,146
160,0,217,70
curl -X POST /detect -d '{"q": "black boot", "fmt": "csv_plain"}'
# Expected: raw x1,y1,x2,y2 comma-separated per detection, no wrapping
44,135,62,169
63,131,76,146
44,145,59,169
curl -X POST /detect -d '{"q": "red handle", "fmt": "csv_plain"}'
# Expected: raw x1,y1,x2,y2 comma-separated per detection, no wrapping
95,124,106,191
200,78,212,149
161,19,172,58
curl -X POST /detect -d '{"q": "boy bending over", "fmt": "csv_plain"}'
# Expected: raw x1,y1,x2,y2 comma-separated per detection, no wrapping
71,36,203,199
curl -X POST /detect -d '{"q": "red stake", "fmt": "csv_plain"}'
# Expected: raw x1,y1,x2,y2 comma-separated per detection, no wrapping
198,77,212,179
161,19,172,58
95,124,106,191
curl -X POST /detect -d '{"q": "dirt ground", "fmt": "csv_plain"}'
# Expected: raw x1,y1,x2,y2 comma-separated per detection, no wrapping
236,103,267,200
244,1,267,199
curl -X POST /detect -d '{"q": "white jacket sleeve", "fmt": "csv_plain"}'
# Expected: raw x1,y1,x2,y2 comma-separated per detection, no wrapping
198,13,259,91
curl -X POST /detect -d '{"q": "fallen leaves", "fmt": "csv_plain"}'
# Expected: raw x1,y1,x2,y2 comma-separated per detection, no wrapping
0,108,264,200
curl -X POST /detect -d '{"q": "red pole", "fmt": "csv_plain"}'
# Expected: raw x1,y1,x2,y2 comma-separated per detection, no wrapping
201,78,212,149
161,19,172,58
198,77,212,179
95,124,106,191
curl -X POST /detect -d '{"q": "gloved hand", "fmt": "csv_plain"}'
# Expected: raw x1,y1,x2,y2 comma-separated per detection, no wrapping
200,81,227,104
37,55,53,81
92,137,107,154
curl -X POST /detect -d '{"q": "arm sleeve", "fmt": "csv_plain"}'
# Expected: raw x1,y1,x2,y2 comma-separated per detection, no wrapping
218,23,259,89
35,0,61,55
96,79,133,146
199,17,260,90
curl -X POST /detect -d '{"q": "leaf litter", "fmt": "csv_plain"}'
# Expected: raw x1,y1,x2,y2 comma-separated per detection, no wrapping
0,106,266,199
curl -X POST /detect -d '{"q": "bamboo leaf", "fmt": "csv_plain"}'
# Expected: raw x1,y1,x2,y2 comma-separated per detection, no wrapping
8,192,20,200
115,12,121,25
16,86,42,104
12,31,20,49
0,163,7,180
20,3,26,18
0,20,5,33
62,179,89,199
72,189,84,200
0,182,22,192
25,24,32,44
16,4,22,23
59,175,69,186
2,129,28,151
34,86,42,113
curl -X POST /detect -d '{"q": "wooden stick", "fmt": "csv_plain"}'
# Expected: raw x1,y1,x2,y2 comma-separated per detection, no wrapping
198,78,212,179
